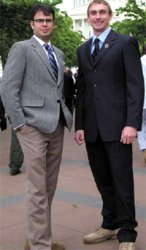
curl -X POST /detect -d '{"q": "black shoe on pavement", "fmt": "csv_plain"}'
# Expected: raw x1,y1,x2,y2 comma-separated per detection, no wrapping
10,169,21,175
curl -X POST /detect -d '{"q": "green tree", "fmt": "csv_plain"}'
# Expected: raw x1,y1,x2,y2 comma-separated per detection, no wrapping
52,11,82,67
0,0,82,67
112,0,146,48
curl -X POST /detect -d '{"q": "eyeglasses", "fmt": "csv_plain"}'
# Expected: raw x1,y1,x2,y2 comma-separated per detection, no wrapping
33,19,54,24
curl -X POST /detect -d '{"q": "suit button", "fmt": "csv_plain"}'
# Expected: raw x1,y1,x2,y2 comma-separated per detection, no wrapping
57,100,60,103
94,84,97,87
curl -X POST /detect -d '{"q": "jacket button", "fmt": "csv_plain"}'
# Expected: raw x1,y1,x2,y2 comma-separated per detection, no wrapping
94,84,97,87
57,100,60,103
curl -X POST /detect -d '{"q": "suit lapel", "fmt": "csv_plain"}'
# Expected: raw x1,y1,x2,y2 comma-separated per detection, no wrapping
85,39,93,66
93,30,117,65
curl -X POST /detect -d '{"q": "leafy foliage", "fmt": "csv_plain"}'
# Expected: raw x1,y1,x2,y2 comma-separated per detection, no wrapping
112,0,146,48
52,11,82,67
0,0,82,67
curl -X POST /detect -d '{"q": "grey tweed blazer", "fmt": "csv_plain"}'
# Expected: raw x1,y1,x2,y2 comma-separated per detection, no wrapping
1,36,72,133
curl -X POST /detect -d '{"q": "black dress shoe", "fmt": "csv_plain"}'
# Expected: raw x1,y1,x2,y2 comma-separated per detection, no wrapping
10,169,21,175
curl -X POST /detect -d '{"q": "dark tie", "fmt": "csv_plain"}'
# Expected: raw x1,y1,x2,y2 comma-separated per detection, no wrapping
44,44,58,80
92,38,99,62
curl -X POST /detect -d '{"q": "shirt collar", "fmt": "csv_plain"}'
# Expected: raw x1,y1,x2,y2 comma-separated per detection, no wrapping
33,35,51,47
92,27,111,45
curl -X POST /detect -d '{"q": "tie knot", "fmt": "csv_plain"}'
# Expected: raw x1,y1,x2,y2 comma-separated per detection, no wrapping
94,38,99,49
94,38,99,43
44,44,52,53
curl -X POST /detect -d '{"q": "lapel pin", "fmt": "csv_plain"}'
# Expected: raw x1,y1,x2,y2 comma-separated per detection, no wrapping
105,43,109,48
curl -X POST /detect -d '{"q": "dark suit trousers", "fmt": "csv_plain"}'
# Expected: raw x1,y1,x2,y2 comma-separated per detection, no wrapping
86,135,138,242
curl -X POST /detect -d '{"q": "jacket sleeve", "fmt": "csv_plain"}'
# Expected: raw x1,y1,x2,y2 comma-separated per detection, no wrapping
1,42,27,128
75,49,86,131
123,36,144,130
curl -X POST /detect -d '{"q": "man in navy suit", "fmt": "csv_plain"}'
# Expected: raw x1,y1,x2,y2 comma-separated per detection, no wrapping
75,1,144,250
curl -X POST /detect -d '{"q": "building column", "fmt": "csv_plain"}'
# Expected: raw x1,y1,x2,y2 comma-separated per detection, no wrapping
81,18,85,37
72,20,76,31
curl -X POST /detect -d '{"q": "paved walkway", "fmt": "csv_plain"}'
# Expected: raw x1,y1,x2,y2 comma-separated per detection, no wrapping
0,126,146,250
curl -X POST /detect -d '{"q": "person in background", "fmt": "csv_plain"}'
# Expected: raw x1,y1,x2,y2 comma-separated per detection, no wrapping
0,96,7,131
73,70,78,94
137,44,146,164
9,129,24,175
74,1,144,250
1,3,72,250
64,67,76,114
0,90,23,175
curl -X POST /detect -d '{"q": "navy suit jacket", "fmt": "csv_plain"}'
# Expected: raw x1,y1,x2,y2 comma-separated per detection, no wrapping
75,30,144,142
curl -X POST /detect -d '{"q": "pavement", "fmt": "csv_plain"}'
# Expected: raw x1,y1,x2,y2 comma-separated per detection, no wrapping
0,125,146,250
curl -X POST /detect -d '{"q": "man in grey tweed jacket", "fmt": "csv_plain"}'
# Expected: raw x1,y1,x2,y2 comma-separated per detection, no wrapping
1,3,72,250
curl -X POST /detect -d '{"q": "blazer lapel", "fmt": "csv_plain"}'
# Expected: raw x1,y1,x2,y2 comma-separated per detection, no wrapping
30,37,56,81
53,47,63,86
93,30,117,65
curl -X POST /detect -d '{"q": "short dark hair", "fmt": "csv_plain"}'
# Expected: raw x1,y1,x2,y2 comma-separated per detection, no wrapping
30,4,55,20
87,0,112,16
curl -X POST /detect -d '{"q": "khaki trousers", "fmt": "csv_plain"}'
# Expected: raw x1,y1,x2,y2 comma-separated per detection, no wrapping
17,122,64,250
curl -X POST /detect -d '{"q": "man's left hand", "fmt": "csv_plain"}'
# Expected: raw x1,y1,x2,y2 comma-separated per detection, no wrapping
120,126,137,144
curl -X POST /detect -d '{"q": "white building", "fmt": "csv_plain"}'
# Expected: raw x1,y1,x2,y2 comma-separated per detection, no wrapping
69,0,126,39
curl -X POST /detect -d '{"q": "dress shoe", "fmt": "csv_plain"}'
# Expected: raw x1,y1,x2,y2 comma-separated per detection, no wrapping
52,242,65,250
24,240,29,250
83,227,118,244
119,242,136,250
24,239,65,250
143,149,146,164
10,168,21,175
